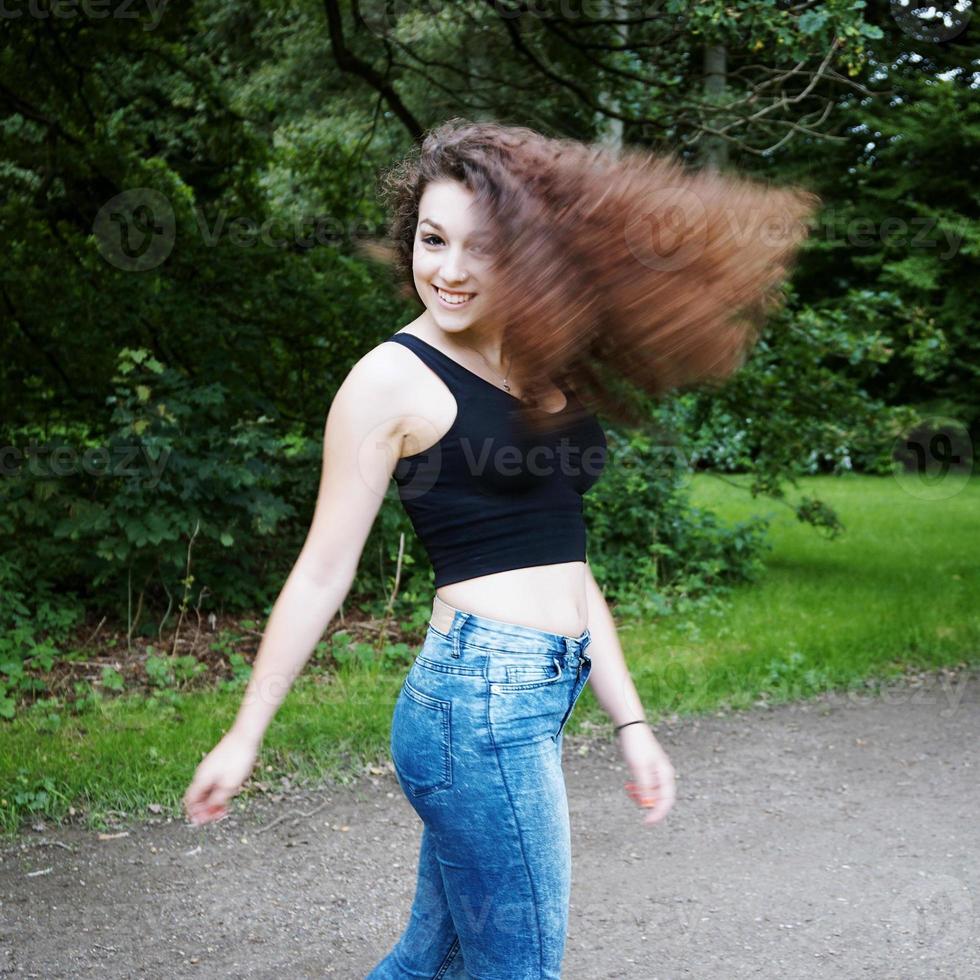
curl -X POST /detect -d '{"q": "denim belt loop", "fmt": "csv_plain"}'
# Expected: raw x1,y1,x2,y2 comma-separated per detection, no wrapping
451,611,470,659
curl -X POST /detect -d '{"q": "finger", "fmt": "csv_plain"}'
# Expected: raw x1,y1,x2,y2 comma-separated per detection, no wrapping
643,787,676,824
202,786,228,814
625,782,656,799
184,774,211,805
190,802,226,826
645,789,675,821
625,785,659,809
186,782,222,822
185,781,212,809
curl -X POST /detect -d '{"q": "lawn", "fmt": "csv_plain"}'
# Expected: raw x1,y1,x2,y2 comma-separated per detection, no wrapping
2,473,977,838
608,472,980,720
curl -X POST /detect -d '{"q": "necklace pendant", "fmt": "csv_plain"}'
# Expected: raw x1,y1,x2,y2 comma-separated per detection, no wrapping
502,381,511,391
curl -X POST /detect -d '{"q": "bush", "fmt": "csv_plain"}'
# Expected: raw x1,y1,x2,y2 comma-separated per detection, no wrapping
0,347,317,627
584,423,770,617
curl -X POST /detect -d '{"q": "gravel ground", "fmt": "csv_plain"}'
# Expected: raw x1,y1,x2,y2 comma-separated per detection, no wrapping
2,665,978,979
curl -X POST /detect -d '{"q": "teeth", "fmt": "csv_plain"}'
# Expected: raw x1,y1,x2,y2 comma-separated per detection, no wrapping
436,287,474,305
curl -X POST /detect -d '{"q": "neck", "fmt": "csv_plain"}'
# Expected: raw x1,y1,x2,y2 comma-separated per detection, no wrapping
424,315,507,371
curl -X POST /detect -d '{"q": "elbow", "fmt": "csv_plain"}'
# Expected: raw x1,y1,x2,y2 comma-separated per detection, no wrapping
294,550,357,596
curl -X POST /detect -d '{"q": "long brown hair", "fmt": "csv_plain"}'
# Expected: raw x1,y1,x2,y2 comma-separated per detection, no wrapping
360,117,820,434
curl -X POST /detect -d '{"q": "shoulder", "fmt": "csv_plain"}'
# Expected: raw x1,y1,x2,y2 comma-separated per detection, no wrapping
348,332,446,404
326,339,412,432
346,336,410,382
329,335,438,445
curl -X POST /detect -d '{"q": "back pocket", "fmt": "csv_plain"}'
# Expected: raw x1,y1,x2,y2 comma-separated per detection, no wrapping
391,680,453,797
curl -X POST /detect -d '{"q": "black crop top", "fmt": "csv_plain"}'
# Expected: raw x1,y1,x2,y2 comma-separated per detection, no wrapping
384,331,607,587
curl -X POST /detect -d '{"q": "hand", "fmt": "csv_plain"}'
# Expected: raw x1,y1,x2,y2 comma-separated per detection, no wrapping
617,723,675,825
183,731,259,826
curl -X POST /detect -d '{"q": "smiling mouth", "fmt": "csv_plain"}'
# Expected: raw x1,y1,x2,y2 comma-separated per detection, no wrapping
434,285,476,306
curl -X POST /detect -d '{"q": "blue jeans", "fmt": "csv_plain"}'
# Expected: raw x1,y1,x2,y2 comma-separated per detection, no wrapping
367,596,593,979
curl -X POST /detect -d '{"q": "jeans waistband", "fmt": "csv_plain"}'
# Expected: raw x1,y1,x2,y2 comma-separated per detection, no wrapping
429,594,591,656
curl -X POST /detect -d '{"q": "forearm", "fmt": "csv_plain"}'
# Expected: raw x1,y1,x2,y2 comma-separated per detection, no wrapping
583,565,647,728
229,563,353,749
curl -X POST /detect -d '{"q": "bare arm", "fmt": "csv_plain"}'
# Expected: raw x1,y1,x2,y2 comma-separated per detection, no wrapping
584,560,677,824
226,564,352,750
226,348,410,749
582,560,647,728
183,345,415,824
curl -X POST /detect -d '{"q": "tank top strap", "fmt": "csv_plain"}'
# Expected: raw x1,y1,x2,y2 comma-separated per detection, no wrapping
384,332,478,394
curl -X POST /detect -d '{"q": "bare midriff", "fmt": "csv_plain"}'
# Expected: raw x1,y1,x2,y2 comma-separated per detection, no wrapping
435,561,589,638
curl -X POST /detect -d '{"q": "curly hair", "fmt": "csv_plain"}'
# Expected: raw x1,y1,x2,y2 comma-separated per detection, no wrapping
359,116,820,434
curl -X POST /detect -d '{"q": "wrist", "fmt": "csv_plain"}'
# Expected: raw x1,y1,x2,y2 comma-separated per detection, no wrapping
227,721,263,751
614,718,649,734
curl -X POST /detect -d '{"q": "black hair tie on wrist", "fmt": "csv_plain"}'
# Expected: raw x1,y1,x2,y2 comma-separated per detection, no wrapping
614,719,648,733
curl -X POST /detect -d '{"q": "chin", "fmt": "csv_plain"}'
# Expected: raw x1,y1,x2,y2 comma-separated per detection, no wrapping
438,322,478,339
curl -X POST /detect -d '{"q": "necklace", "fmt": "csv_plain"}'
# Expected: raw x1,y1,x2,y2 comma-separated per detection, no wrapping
471,345,513,393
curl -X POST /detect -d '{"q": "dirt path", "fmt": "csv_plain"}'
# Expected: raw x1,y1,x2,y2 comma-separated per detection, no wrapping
3,666,978,979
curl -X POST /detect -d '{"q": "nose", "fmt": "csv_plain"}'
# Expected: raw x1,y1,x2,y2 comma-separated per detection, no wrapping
438,247,469,284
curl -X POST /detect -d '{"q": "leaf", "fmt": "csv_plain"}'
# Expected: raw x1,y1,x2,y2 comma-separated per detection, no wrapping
798,10,829,34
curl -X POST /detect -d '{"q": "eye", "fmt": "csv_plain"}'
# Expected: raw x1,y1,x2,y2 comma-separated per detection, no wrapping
421,234,443,246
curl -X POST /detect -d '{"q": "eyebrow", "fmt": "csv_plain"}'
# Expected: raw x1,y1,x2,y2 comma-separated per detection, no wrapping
419,218,489,242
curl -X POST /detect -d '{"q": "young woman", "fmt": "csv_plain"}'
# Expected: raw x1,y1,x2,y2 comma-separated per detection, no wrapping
184,118,817,978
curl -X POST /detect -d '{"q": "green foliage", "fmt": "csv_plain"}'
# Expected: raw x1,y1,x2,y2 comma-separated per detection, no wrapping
765,33,980,441
584,424,771,617
7,770,67,818
100,667,126,693
329,631,415,674
0,0,975,725
1,346,316,622
143,653,207,689
760,649,834,703
676,287,948,518
0,554,83,718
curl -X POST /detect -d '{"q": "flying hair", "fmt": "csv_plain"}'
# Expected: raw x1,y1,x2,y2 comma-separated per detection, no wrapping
359,116,821,435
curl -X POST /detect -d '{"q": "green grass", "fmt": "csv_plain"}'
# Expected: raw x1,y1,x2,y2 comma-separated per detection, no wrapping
2,473,978,839
596,472,980,722
0,658,407,840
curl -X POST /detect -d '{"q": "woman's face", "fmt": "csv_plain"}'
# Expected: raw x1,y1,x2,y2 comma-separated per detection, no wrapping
412,179,500,336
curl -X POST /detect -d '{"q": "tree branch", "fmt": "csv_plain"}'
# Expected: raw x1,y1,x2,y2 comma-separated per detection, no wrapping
322,0,423,140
